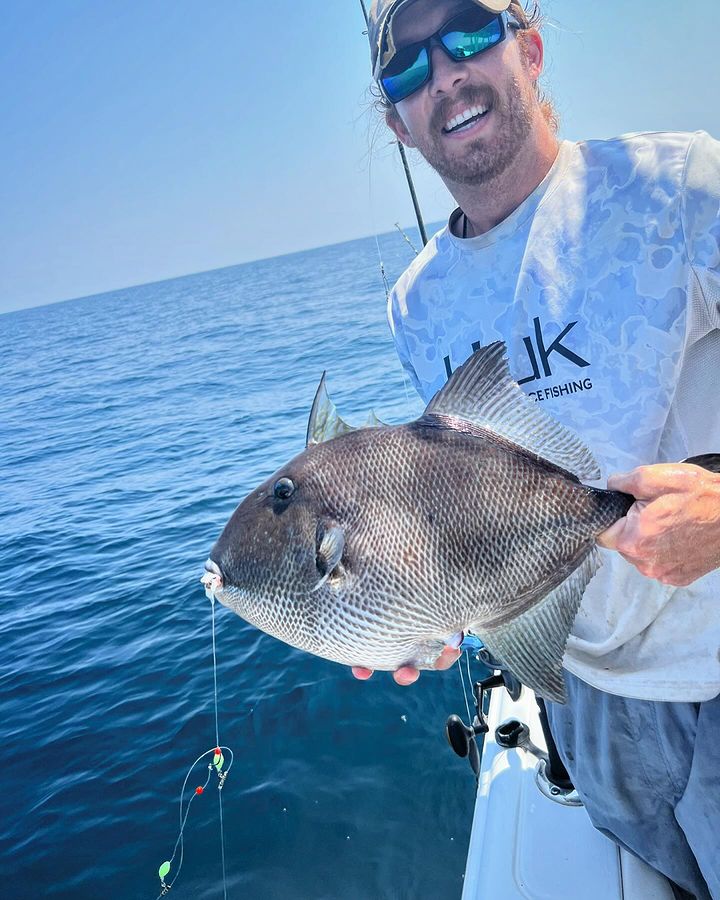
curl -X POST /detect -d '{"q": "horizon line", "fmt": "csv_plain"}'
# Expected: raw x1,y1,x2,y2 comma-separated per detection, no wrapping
0,218,446,318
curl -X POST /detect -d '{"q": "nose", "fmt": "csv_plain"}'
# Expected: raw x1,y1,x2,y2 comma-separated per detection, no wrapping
428,43,469,97
201,558,224,593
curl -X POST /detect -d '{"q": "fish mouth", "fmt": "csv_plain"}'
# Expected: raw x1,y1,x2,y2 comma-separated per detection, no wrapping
201,558,224,596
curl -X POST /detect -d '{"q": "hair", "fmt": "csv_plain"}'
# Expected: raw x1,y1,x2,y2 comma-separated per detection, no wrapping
508,1,557,132
374,0,558,133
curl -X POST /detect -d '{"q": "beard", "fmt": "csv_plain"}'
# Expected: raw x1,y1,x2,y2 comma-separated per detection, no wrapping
411,73,536,186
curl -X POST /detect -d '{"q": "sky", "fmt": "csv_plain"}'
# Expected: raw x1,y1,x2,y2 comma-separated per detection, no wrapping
2,0,720,313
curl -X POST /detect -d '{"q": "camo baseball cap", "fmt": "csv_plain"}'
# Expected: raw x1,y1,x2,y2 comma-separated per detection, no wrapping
368,0,512,79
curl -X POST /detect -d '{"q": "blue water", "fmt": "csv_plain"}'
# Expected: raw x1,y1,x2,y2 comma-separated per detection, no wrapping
0,228,478,899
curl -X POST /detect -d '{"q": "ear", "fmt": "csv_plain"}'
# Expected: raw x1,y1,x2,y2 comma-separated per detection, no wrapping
521,29,544,84
385,106,417,149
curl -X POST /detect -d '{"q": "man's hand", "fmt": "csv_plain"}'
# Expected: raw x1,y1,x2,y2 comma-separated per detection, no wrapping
351,645,462,686
597,463,720,586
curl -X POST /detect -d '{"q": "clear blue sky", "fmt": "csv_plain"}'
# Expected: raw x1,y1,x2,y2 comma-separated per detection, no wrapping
2,0,719,313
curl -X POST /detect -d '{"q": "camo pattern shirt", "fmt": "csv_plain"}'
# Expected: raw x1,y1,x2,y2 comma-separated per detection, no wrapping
388,131,720,701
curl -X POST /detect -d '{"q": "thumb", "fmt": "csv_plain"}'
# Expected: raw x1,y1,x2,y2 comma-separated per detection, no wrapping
606,470,636,493
596,517,628,550
434,645,462,670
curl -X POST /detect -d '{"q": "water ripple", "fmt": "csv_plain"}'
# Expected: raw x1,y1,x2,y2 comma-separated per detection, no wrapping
0,227,473,900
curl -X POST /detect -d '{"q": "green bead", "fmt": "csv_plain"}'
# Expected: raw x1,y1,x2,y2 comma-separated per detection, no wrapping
214,753,224,771
158,861,171,879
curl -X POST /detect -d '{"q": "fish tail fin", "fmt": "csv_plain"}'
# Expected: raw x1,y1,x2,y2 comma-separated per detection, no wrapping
683,453,720,474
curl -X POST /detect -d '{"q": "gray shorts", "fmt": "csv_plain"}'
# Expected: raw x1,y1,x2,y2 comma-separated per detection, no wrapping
546,672,720,900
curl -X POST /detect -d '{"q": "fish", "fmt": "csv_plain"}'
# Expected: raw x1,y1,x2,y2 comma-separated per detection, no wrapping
201,342,720,703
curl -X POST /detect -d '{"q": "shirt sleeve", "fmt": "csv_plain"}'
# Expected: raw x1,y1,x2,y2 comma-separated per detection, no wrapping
386,286,424,398
682,131,720,335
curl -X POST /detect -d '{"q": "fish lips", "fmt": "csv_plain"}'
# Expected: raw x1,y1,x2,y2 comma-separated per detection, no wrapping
201,557,225,598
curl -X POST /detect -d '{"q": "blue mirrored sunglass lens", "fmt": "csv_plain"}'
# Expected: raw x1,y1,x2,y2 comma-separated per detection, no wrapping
442,19,503,59
381,46,430,102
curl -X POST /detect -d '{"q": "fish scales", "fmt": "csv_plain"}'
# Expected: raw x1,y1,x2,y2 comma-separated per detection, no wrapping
202,342,715,702
305,421,615,631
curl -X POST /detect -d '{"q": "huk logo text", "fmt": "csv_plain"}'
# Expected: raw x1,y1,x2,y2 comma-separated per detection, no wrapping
443,318,593,403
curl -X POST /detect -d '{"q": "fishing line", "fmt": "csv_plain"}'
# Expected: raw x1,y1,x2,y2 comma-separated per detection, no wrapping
464,649,473,693
354,0,427,416
457,650,473,725
366,143,393,304
394,223,419,256
155,594,234,898
211,595,229,900
364,147,423,415
365,119,426,418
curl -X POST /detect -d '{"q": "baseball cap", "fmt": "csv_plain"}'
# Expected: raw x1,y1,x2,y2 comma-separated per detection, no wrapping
368,0,512,79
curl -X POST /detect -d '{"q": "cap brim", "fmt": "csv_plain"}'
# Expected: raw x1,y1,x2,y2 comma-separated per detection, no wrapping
476,0,512,10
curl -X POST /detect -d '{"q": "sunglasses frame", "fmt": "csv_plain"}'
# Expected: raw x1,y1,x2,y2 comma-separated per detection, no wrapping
378,8,514,104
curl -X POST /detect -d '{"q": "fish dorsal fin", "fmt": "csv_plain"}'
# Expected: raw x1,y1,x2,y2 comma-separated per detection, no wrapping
424,342,600,481
306,373,356,447
306,375,388,447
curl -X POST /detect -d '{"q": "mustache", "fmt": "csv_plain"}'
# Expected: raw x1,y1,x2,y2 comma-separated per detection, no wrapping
431,86,499,131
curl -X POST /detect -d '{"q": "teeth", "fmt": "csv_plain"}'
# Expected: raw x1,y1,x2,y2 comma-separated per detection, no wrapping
445,104,488,133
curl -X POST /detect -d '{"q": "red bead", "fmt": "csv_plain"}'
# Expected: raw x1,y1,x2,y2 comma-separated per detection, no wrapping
195,786,204,795
215,748,221,755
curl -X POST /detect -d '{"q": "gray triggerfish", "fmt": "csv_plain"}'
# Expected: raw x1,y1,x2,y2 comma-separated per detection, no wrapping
201,342,718,703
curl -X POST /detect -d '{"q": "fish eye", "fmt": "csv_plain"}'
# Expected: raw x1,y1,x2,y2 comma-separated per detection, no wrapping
273,477,295,500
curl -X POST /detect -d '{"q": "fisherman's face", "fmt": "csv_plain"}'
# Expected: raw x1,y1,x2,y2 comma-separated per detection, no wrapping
384,0,544,185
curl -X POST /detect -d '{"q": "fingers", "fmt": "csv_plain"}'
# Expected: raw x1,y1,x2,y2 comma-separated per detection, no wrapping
351,666,374,680
607,464,699,498
434,646,462,670
351,645,461,686
596,517,628,550
351,664,419,685
390,646,461,684
392,647,461,683
606,469,639,495
393,666,420,686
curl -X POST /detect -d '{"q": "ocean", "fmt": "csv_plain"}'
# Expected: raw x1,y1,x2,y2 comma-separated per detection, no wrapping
0,227,479,900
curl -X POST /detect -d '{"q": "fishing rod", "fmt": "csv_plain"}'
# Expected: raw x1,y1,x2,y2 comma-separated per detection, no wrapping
358,0,429,247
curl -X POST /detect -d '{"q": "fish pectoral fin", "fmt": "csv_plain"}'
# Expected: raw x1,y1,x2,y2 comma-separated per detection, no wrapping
423,341,600,481
313,523,345,591
306,373,357,447
477,547,601,704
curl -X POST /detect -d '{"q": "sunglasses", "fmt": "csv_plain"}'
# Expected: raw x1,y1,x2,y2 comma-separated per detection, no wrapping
379,7,511,104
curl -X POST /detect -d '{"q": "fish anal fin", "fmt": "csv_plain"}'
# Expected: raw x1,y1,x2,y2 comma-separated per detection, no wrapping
476,548,601,704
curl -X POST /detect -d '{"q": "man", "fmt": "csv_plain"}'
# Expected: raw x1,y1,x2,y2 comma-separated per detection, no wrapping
353,0,720,896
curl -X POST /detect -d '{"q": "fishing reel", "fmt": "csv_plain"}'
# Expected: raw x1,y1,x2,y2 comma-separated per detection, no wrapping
445,639,522,777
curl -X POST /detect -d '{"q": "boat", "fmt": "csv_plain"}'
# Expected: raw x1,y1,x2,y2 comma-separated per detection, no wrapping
450,656,676,899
